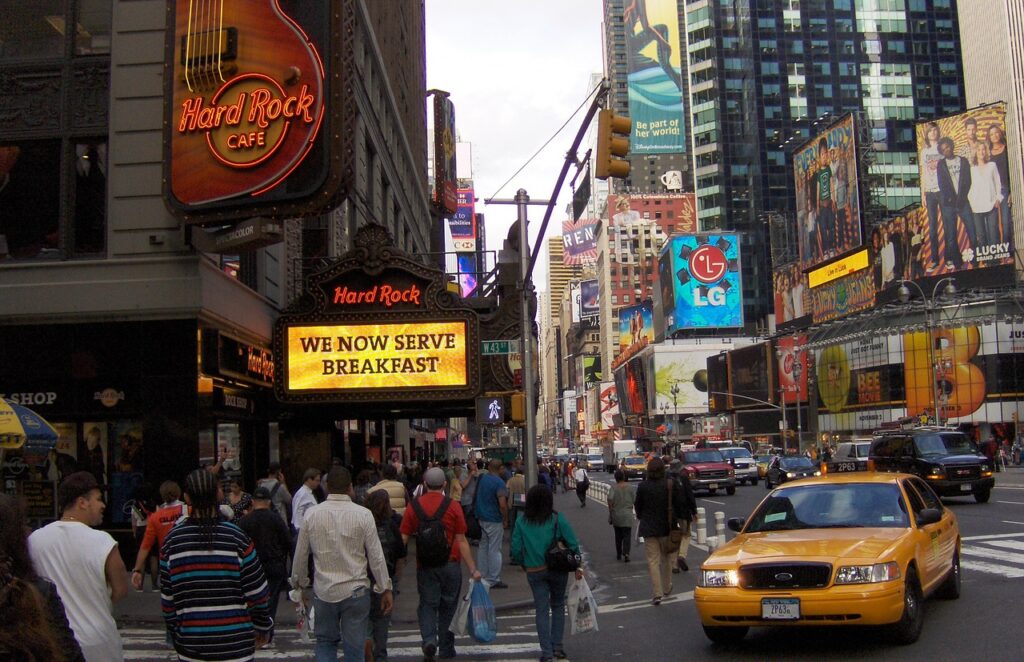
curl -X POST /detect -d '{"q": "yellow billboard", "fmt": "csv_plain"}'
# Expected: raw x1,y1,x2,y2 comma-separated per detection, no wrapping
286,321,469,391
807,248,870,288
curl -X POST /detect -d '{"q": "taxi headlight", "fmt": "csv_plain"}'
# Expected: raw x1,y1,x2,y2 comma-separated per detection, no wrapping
700,569,739,588
813,471,821,476
835,561,901,585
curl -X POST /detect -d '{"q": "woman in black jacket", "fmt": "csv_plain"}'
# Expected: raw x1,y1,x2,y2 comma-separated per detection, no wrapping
0,493,84,661
633,457,688,605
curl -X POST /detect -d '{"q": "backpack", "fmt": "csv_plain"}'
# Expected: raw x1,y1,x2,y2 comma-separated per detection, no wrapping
410,496,453,567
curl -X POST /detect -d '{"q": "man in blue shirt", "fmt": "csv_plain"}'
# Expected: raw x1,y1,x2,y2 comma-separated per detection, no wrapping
474,459,510,588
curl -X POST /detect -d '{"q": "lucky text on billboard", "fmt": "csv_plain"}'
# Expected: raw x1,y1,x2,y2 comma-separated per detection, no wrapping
794,114,863,272
915,103,1014,273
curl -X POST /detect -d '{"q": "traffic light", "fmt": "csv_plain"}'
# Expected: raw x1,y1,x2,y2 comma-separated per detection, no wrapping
510,392,526,423
595,109,631,180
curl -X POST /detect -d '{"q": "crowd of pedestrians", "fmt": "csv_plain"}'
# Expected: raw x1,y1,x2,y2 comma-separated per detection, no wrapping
0,453,598,661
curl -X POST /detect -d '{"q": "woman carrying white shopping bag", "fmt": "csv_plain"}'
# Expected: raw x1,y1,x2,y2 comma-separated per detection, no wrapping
511,485,584,662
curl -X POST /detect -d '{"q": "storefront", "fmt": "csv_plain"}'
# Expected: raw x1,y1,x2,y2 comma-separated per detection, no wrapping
0,320,275,531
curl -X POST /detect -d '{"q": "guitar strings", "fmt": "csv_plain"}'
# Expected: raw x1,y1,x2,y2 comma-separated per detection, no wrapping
184,0,195,92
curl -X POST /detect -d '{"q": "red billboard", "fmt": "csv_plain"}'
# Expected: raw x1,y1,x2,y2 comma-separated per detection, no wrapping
776,335,808,404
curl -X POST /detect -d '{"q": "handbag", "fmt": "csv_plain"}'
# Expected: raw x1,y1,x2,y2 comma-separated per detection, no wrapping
666,481,684,551
545,511,582,573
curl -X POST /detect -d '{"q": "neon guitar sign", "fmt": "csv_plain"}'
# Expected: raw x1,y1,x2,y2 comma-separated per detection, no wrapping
167,0,327,212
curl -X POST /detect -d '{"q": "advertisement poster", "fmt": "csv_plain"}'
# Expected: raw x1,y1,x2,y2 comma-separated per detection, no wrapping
773,262,811,332
794,114,862,271
651,346,722,414
729,343,771,408
614,356,649,415
582,355,602,391
903,325,986,423
50,423,78,480
599,382,619,430
449,188,476,252
811,266,875,324
432,94,458,214
110,420,144,525
915,103,1013,273
622,0,686,153
659,233,744,331
456,253,478,298
617,302,654,354
79,422,108,488
776,335,808,404
562,218,599,266
580,279,600,319
609,193,697,234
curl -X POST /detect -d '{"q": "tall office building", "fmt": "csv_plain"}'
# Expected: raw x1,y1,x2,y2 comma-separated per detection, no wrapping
679,0,967,324
958,0,1024,268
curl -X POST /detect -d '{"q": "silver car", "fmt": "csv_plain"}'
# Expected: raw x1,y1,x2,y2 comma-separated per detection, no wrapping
719,446,758,485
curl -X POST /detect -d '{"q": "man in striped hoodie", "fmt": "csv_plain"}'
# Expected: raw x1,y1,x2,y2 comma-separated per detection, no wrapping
160,469,272,661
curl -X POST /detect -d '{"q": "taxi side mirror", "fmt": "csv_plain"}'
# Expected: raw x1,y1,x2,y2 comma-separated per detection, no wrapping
727,517,745,532
917,508,942,526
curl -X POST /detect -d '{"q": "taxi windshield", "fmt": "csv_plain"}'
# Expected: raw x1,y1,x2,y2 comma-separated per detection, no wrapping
720,448,752,459
744,483,909,532
914,433,976,457
685,451,725,463
624,456,646,466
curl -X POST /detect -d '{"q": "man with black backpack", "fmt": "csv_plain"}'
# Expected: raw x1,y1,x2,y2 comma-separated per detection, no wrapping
400,467,482,662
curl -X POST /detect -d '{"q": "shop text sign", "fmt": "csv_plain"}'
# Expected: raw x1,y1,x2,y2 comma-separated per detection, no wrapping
285,322,469,391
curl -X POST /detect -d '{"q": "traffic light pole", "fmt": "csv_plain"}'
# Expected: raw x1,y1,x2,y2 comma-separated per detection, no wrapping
517,189,539,490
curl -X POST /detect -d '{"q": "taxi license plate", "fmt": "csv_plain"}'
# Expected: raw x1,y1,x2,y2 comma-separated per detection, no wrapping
960,483,972,492
708,483,718,490
762,598,800,620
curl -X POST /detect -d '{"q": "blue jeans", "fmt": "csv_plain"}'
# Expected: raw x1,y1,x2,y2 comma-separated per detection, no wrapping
313,587,371,662
527,570,569,659
369,591,392,662
417,561,462,656
478,520,504,586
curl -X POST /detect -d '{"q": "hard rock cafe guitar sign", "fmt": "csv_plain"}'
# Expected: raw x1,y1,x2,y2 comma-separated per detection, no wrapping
164,0,348,223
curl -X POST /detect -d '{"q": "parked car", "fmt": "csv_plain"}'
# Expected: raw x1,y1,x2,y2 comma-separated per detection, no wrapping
764,455,820,489
680,449,736,495
869,428,995,503
719,446,758,485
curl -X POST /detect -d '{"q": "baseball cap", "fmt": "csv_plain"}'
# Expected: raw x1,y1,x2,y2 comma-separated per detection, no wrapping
252,486,272,500
424,467,446,489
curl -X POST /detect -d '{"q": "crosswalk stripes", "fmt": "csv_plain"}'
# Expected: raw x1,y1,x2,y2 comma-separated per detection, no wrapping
121,612,546,661
961,532,1024,578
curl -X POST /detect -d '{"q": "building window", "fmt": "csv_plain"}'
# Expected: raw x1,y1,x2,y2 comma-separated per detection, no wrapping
0,0,112,60
0,141,62,259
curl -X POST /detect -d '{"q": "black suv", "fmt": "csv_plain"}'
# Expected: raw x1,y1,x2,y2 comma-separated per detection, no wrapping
868,428,995,503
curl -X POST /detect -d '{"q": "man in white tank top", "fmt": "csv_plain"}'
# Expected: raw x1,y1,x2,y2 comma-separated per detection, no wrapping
29,471,129,661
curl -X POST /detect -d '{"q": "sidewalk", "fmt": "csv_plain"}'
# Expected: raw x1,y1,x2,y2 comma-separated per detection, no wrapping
116,530,536,627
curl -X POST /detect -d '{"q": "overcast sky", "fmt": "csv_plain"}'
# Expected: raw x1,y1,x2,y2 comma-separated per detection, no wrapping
425,0,605,291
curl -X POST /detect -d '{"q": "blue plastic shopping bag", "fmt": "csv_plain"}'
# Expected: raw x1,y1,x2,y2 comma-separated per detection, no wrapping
468,580,497,643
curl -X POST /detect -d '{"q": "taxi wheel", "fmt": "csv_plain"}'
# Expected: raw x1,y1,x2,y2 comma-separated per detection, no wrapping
702,625,748,644
974,490,991,504
891,568,924,645
935,550,961,600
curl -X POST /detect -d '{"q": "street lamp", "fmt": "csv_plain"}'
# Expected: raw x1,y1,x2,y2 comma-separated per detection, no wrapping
898,277,957,425
669,382,680,443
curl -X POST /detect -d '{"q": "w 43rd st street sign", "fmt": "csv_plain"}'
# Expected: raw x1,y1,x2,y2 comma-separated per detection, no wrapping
481,340,520,356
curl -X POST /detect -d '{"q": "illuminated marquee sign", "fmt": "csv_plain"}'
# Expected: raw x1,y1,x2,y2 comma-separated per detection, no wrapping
285,322,469,391
807,249,870,289
273,224,482,406
165,0,346,223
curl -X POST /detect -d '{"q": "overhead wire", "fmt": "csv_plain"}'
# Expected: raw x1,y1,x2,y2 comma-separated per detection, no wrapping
485,80,605,203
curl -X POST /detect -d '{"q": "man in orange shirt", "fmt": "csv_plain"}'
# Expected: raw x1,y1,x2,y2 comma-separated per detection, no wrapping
130,481,187,591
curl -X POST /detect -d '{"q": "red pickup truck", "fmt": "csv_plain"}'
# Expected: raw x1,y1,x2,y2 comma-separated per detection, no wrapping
680,449,736,495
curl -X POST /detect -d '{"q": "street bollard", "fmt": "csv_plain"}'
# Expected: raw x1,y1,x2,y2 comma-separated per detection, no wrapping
715,511,726,549
696,506,707,545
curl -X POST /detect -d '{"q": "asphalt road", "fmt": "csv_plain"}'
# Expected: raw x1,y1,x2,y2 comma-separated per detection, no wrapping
121,469,1024,660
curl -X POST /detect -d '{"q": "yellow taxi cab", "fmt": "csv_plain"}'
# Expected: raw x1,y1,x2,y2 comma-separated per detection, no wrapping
694,471,959,645
620,454,648,480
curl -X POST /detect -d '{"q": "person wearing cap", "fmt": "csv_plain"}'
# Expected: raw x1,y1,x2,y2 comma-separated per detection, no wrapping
238,486,293,649
634,457,688,605
400,466,481,662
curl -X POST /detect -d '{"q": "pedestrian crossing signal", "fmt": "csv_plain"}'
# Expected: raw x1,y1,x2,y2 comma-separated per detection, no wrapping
476,396,506,425
511,392,526,423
